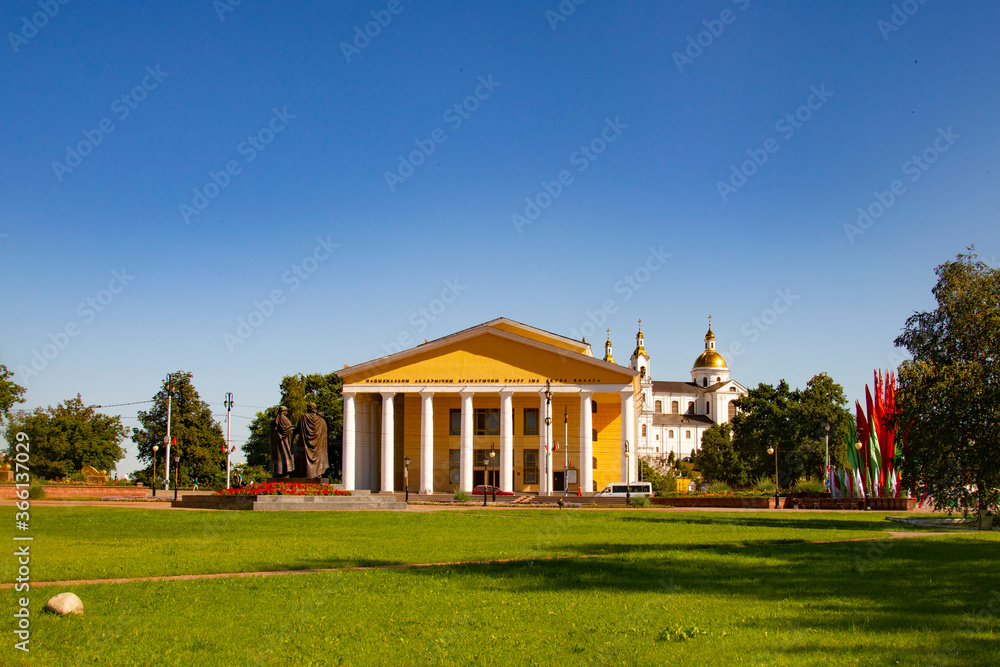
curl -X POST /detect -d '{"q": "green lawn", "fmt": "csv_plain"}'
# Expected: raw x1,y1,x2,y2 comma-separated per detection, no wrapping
1,507,997,665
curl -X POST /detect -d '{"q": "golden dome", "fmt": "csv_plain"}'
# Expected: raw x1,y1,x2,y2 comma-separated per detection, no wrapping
694,349,727,369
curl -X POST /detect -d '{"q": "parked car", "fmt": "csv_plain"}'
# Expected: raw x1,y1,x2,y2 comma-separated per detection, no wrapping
471,485,514,496
596,482,653,497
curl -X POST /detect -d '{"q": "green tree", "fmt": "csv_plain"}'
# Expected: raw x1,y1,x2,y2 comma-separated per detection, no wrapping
638,459,674,496
693,423,747,485
789,373,853,479
0,360,27,426
132,372,226,488
895,249,1000,517
731,380,797,486
730,375,851,488
243,372,344,477
4,395,127,479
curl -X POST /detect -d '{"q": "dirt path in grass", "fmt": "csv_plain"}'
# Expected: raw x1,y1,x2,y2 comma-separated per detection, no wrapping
3,531,971,590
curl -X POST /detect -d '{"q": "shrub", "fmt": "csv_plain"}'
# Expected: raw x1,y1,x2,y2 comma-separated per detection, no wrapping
707,481,731,494
792,479,827,496
453,490,471,502
27,483,46,500
755,476,777,493
627,495,652,508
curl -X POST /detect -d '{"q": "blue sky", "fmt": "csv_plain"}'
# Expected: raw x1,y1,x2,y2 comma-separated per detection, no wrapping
2,0,998,474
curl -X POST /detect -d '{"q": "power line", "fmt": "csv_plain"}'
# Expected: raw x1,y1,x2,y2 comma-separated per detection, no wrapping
93,400,154,409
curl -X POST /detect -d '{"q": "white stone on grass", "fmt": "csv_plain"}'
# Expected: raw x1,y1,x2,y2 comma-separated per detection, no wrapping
45,592,83,616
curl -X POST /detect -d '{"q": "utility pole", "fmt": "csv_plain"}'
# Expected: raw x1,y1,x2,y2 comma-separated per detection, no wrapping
164,374,174,485
225,392,234,489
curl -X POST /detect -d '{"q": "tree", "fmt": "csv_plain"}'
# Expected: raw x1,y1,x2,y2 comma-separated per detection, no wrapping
132,372,226,488
3,395,127,479
243,372,344,478
789,373,853,479
638,459,674,496
693,424,747,485
0,360,26,426
895,249,1000,517
729,375,852,488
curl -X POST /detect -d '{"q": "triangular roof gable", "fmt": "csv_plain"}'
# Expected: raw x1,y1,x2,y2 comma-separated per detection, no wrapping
483,318,591,355
338,325,634,385
706,380,747,393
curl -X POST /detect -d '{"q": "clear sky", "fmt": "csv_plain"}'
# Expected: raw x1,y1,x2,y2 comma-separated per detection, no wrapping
2,1,997,474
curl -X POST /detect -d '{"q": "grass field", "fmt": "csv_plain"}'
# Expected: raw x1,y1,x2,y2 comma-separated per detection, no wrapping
1,506,997,665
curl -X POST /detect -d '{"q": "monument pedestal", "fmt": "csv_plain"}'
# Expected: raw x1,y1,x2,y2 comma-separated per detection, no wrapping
267,477,329,486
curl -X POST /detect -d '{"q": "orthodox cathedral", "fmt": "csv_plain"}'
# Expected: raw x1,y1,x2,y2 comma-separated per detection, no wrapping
605,318,747,463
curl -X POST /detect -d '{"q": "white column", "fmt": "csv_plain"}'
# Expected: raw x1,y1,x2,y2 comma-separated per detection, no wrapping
359,396,370,490
343,392,356,490
381,392,395,492
499,390,514,492
580,390,593,495
621,388,635,483
420,390,434,494
460,390,474,492
372,397,381,492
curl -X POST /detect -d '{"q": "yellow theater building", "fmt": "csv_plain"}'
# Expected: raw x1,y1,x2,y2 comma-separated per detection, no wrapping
336,318,641,495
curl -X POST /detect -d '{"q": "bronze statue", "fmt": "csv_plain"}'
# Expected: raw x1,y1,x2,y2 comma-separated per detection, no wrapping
296,402,329,478
269,406,295,477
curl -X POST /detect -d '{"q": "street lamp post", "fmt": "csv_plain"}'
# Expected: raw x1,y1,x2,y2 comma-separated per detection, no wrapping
489,444,496,503
767,435,779,509
404,455,410,503
172,452,180,502
151,444,159,498
824,423,831,491
624,441,631,505
544,382,553,497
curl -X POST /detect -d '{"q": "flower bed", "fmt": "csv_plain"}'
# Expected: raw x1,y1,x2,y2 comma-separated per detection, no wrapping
215,482,350,497
655,490,773,499
653,496,775,509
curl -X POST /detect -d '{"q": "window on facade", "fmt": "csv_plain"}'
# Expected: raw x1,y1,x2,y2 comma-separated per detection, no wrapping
449,450,460,484
706,401,710,413
592,429,597,443
671,401,679,414
654,400,662,413
656,434,659,440
591,402,597,413
523,408,539,436
640,366,646,378
686,401,694,414
730,386,737,391
449,409,461,435
524,450,539,484
474,408,500,435
592,457,597,470
716,376,721,382
641,424,647,436
728,401,737,420
668,430,674,438
702,378,708,387
685,430,691,439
